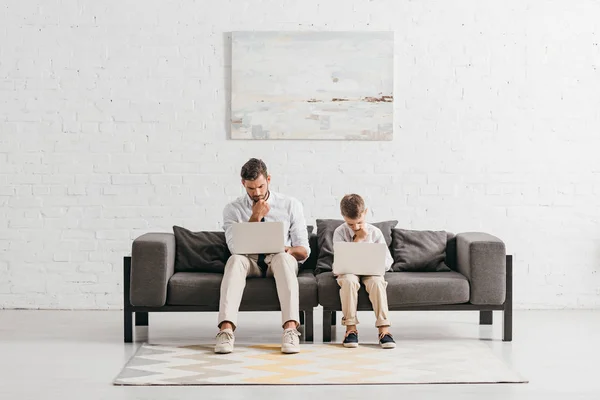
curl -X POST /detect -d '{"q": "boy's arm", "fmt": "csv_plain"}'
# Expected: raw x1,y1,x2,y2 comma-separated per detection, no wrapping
333,226,346,243
374,229,394,270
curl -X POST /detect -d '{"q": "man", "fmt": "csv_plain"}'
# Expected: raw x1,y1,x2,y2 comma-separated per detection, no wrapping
215,158,310,354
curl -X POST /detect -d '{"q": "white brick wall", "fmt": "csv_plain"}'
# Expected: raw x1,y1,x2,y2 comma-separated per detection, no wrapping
1,0,600,309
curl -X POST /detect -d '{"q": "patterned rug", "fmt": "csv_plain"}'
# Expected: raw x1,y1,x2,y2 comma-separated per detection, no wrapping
114,341,527,385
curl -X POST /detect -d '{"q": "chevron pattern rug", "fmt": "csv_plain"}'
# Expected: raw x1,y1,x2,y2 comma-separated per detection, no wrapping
114,341,527,385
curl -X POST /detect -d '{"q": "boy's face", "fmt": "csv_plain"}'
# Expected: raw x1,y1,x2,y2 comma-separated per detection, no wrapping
343,209,367,232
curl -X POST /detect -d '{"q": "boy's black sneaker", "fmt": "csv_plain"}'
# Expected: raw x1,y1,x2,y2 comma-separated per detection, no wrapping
379,332,396,349
343,330,359,348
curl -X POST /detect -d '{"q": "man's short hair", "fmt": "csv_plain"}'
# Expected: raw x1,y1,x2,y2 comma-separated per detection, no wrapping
240,158,268,181
340,194,365,219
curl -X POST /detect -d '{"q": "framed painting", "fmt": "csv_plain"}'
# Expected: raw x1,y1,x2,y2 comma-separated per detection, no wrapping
231,31,394,140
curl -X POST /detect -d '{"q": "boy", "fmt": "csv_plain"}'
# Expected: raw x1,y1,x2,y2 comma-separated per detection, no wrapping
333,194,396,349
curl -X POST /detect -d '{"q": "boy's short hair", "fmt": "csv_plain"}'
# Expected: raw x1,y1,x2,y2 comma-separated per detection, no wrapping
240,158,268,181
340,194,365,219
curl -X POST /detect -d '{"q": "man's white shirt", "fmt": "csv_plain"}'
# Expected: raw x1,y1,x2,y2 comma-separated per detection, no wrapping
223,191,310,262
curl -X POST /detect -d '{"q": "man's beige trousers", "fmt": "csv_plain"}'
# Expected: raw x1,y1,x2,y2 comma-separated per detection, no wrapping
218,253,299,329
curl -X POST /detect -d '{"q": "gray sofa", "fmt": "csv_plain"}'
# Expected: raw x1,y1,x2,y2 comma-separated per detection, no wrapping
124,229,512,343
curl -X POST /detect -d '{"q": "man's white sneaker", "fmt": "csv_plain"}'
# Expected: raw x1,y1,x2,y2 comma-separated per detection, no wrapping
215,329,235,354
281,328,301,354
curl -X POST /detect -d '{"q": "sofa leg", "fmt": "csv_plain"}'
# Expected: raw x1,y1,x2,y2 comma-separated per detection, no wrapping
124,309,133,343
304,309,314,342
136,312,148,326
331,310,336,326
503,255,513,342
299,310,305,326
503,309,513,342
479,311,493,325
323,310,333,342
123,256,133,343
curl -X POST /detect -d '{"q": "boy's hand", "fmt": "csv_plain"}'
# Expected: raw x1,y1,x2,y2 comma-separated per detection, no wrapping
249,200,270,222
353,227,368,242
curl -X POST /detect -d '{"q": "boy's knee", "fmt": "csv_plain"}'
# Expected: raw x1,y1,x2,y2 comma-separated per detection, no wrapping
372,276,386,285
338,274,360,290
365,276,387,289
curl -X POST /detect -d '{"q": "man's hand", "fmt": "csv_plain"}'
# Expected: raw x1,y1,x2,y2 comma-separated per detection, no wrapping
285,246,308,261
352,227,368,242
249,200,270,222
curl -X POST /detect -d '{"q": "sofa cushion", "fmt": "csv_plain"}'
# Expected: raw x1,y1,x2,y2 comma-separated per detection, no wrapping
316,271,469,308
173,226,231,273
391,229,452,272
173,225,314,273
167,270,318,308
315,219,398,274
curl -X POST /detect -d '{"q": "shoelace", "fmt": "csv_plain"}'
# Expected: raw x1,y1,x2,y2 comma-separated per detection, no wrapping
216,330,234,344
379,332,393,341
345,330,358,338
283,329,300,344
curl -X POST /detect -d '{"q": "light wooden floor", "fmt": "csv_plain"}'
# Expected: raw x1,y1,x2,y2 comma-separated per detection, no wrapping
0,309,598,399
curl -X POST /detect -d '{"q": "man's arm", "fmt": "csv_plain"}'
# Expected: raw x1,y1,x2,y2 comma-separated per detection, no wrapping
287,198,310,262
223,204,239,254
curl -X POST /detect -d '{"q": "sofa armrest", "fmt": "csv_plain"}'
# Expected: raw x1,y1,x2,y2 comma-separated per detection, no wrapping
456,232,506,305
130,233,176,307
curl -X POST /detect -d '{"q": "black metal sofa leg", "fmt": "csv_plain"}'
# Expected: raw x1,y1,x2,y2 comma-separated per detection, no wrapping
304,309,314,342
124,309,133,343
480,311,493,325
136,312,148,326
323,310,333,342
123,256,133,343
503,255,513,342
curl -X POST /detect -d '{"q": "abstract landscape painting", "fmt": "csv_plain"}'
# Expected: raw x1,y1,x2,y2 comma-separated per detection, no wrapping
231,32,394,140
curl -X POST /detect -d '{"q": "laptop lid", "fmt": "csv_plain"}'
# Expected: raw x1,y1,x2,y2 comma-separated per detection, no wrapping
231,221,285,254
332,242,387,276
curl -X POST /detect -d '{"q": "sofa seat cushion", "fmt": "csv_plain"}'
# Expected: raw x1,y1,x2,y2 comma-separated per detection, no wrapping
167,270,318,309
317,271,470,309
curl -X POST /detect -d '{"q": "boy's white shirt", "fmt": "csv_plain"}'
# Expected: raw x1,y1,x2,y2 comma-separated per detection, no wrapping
332,222,394,271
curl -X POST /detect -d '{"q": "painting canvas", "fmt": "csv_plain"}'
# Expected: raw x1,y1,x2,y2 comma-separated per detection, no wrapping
231,32,394,140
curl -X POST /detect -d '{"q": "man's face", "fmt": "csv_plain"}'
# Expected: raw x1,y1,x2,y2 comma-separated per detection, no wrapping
242,174,270,203
343,210,367,231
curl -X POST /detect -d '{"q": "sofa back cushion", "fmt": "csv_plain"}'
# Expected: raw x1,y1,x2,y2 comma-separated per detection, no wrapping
390,228,452,272
173,225,315,273
315,219,398,274
173,226,231,273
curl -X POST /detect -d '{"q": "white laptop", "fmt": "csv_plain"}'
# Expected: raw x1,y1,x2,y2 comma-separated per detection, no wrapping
332,242,388,276
231,221,285,255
